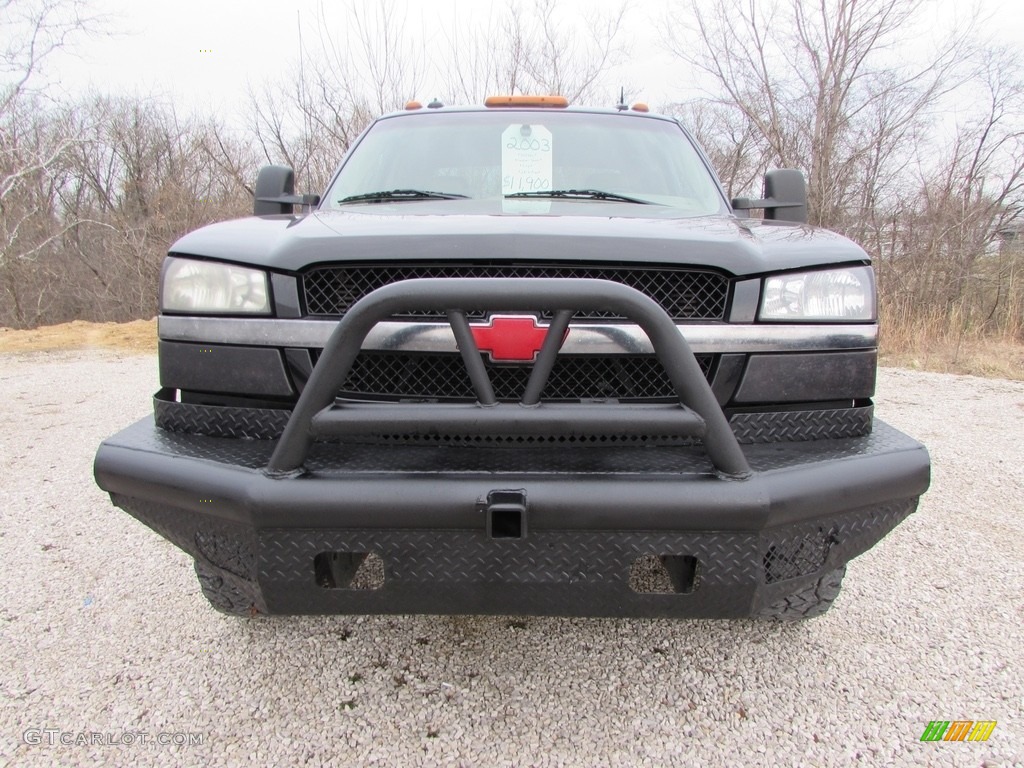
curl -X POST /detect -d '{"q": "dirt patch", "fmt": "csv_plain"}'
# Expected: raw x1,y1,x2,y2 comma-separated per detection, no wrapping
0,320,157,354
879,338,1024,381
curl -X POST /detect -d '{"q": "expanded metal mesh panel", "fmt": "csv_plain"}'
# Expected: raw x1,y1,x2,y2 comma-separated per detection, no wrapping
763,530,833,583
302,263,729,321
335,351,714,402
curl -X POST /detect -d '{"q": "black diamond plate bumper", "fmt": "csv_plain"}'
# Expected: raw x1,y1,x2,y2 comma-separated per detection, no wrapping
99,278,928,618
95,417,929,618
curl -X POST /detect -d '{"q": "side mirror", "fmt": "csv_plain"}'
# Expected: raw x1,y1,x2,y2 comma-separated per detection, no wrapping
731,169,808,224
253,165,321,216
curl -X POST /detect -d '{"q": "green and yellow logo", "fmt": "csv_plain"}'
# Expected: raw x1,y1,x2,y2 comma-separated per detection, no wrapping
920,720,997,742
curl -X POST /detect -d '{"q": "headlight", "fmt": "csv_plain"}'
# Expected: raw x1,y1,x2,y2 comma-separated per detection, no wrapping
161,257,270,314
760,266,875,321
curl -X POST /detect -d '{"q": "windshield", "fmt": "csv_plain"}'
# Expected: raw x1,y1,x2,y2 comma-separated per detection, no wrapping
324,110,725,215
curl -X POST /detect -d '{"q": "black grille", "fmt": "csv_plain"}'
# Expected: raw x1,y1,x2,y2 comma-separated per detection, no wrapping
335,351,715,402
302,263,729,321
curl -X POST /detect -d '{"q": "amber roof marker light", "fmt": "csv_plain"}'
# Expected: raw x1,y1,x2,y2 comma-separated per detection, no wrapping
484,95,569,108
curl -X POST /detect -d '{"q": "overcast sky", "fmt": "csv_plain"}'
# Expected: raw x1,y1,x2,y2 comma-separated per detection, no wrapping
40,0,1024,121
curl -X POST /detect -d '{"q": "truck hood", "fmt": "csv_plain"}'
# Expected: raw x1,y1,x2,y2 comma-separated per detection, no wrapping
168,201,868,277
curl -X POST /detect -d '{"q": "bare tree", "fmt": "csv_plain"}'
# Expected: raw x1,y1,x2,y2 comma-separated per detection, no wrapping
439,2,532,103
518,0,631,102
58,97,252,322
665,0,972,228
880,45,1024,342
0,0,108,325
242,0,418,194
0,89,255,327
665,0,1024,348
1,0,106,111
243,0,631,196
10,0,1018,358
438,0,631,104
667,99,769,198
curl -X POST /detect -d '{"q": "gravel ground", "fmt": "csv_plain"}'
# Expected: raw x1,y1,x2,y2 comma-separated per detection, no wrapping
0,350,1022,767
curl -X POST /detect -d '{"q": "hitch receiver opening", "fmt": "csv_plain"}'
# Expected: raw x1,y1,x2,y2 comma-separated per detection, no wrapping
484,489,528,539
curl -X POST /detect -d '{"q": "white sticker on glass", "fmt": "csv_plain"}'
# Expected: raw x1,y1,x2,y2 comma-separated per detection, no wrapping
501,124,553,195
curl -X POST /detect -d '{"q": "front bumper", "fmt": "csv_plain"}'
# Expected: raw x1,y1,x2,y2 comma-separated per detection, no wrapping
97,278,929,618
95,417,928,617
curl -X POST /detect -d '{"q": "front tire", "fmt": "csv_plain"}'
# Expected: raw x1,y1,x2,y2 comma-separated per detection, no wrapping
194,560,258,616
757,566,846,621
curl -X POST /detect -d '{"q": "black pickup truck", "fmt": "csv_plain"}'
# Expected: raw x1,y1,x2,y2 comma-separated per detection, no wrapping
93,97,930,620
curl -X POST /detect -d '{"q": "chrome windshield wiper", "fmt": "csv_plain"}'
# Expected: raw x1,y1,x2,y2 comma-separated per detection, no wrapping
339,189,469,204
504,188,654,205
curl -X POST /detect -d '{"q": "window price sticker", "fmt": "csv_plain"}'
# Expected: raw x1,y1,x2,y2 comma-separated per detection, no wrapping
501,124,553,195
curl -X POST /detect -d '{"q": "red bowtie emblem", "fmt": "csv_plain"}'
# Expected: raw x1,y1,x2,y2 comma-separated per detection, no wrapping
469,315,566,362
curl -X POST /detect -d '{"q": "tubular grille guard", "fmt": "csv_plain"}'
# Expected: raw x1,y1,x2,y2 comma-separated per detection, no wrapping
267,278,751,479
302,263,729,321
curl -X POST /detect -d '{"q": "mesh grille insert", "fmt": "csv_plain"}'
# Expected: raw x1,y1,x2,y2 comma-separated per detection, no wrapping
333,351,715,402
302,263,729,321
763,530,835,583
